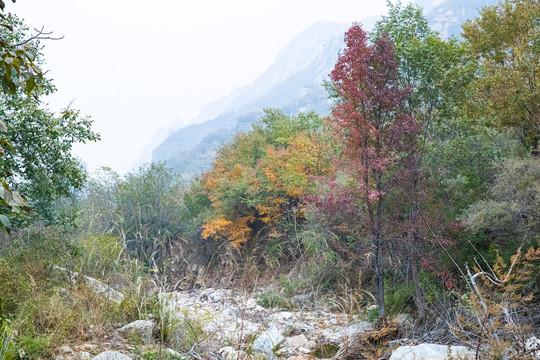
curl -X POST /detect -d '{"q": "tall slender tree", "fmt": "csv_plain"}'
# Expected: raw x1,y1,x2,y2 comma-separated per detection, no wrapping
328,24,419,318
372,1,475,320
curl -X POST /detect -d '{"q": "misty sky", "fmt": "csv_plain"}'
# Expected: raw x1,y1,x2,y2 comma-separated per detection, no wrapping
10,0,397,174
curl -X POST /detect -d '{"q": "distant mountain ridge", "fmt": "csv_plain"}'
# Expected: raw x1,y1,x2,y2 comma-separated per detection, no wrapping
417,0,498,38
151,0,499,178
196,21,351,123
152,21,353,178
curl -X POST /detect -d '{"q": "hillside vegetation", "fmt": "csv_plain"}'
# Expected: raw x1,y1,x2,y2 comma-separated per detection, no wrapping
1,0,539,359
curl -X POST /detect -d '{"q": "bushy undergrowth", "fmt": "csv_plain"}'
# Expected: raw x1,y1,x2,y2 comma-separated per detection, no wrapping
0,226,157,358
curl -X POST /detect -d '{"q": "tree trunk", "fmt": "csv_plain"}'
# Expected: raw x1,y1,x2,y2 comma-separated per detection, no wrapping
376,235,385,318
410,251,426,320
375,170,385,318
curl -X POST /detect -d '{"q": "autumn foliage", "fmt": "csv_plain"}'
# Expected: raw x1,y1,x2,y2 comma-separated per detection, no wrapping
322,24,420,317
202,110,331,247
196,3,540,328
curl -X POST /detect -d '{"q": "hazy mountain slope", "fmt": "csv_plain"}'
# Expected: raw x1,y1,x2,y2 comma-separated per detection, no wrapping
195,22,349,123
152,21,352,177
417,0,499,38
152,1,499,178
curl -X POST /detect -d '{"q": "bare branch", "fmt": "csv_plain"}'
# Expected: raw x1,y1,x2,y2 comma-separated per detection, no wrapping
2,25,64,48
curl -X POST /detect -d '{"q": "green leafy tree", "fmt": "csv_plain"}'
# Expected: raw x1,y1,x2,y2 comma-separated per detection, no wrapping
465,156,540,247
80,163,184,265
373,1,475,124
0,10,99,227
371,1,480,319
463,0,540,153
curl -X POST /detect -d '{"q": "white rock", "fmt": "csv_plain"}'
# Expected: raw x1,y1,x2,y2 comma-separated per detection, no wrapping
92,351,132,360
252,326,285,353
525,336,540,359
118,320,154,344
389,344,475,360
282,334,313,351
53,266,125,304
219,346,248,360
339,322,372,340
244,298,257,309
78,352,92,360
57,345,73,354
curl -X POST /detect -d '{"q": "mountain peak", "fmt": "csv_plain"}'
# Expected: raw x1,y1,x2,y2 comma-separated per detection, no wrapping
195,21,347,123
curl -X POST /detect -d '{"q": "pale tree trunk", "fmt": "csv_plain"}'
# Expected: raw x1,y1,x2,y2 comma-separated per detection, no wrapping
375,170,386,318
410,246,426,321
375,234,385,318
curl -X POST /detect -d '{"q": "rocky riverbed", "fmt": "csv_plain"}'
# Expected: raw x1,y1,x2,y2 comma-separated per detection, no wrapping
52,284,516,360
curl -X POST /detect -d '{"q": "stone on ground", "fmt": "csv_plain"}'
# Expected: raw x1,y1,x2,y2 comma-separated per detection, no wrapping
92,351,132,360
252,325,285,354
117,320,154,344
389,344,474,360
219,346,249,360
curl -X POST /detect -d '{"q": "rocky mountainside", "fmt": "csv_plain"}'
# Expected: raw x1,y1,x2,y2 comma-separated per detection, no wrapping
151,21,352,179
151,0,499,179
417,0,498,38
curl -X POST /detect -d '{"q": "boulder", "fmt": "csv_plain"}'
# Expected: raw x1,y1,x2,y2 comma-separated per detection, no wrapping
291,293,314,307
219,346,249,360
282,334,314,352
92,351,132,360
78,352,92,360
53,266,125,304
389,344,474,360
339,322,372,340
118,320,154,344
252,326,285,354
525,336,540,359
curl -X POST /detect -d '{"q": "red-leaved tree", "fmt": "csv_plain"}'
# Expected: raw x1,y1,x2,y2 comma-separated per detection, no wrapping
328,23,419,318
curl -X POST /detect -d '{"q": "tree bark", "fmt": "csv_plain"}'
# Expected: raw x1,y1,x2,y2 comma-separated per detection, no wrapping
410,250,426,320
376,235,385,318
375,170,386,318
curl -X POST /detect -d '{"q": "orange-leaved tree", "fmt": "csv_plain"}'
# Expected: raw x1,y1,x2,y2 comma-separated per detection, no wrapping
202,109,331,248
